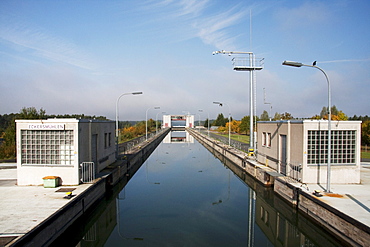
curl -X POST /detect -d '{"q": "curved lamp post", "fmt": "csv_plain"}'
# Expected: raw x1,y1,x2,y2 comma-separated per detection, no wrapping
282,60,331,192
116,92,142,158
146,106,160,141
213,101,231,146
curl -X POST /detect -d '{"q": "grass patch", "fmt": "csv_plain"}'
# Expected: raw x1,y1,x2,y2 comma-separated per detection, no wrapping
215,133,250,144
362,151,370,159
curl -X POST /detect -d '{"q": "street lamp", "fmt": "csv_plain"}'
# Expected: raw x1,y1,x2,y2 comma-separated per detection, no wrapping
116,92,142,158
146,106,160,141
156,111,166,134
213,101,231,146
282,60,332,192
213,50,263,153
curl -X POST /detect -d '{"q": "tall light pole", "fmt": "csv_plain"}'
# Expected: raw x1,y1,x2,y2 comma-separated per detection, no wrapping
213,50,263,153
146,106,160,141
156,111,165,134
116,91,143,158
213,101,231,146
282,60,331,192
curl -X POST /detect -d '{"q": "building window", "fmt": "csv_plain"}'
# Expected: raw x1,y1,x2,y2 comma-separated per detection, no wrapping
267,133,271,147
21,130,74,165
105,133,108,148
307,130,356,165
262,132,266,146
109,132,112,147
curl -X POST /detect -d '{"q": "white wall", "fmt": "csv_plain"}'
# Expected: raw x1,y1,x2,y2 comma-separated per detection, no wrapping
16,119,115,186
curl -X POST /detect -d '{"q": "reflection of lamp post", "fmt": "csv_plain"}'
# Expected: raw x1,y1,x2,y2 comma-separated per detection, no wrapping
146,161,160,185
212,169,230,205
213,101,231,146
116,198,144,241
146,106,160,141
282,60,331,192
116,92,142,158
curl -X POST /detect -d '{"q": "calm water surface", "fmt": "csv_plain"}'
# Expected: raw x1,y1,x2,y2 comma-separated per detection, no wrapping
52,131,343,247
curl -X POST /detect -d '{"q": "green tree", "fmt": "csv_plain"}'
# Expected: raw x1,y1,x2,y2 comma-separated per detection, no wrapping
239,116,250,135
260,110,269,121
204,118,210,129
361,120,370,146
18,107,46,119
213,113,227,127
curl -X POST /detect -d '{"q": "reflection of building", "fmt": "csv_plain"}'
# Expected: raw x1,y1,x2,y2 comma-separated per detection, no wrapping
163,131,194,143
162,115,194,128
257,197,301,246
16,119,116,185
256,120,361,183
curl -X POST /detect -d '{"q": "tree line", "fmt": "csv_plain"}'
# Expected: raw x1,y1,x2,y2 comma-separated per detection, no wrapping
210,105,370,146
0,107,159,159
1,106,369,160
0,107,109,159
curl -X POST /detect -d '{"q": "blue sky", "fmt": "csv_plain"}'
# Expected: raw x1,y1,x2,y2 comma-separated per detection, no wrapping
1,0,369,121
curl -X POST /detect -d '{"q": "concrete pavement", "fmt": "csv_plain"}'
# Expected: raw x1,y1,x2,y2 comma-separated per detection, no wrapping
301,163,370,229
0,165,92,246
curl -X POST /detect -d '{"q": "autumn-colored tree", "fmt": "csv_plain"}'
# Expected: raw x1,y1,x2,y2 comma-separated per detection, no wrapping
218,120,241,134
313,106,348,120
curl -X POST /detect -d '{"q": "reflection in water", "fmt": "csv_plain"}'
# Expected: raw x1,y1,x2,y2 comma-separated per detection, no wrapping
163,130,194,143
51,132,343,247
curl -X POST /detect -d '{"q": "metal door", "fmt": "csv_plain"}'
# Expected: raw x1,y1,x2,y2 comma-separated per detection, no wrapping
280,135,287,175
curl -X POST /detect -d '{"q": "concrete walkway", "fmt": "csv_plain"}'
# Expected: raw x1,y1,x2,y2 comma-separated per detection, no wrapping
300,162,370,229
0,164,92,246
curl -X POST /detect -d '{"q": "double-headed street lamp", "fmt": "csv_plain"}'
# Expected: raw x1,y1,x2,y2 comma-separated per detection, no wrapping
213,101,231,146
213,50,263,153
116,92,143,158
282,60,332,192
146,106,160,141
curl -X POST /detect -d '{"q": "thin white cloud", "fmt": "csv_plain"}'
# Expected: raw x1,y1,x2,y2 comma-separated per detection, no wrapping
0,19,96,70
177,0,209,17
194,6,250,50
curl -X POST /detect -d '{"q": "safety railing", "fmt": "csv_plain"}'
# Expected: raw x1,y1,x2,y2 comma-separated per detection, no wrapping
80,162,95,183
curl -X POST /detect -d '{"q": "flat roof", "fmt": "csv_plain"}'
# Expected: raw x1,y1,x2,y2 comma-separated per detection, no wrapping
257,120,362,124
